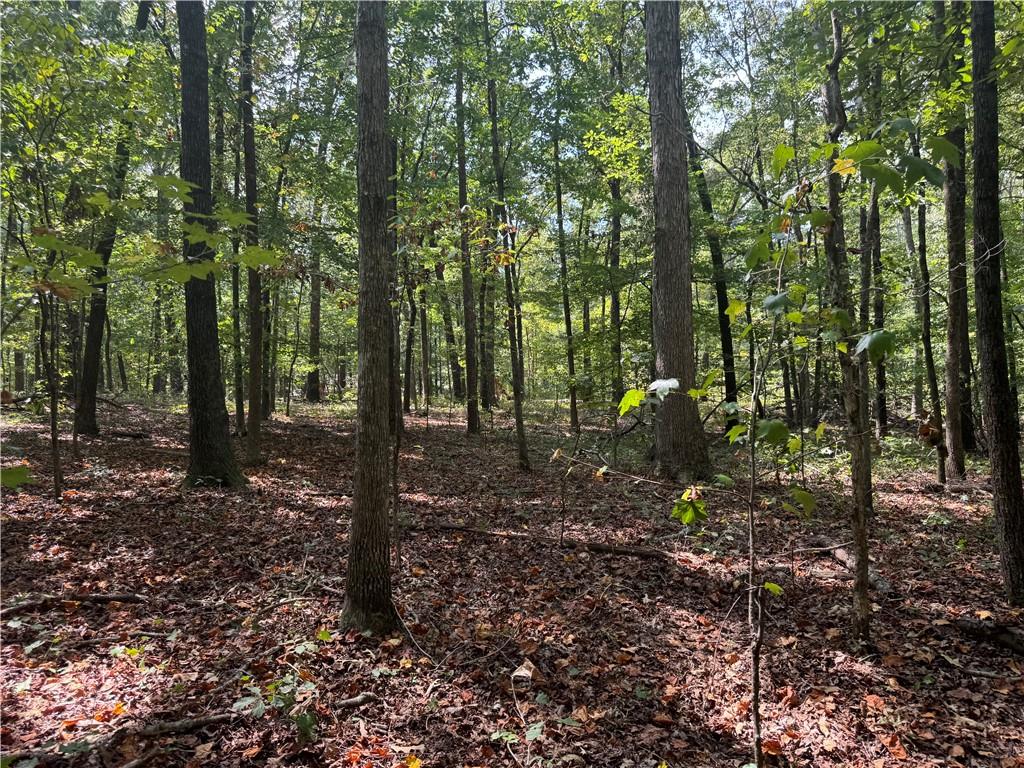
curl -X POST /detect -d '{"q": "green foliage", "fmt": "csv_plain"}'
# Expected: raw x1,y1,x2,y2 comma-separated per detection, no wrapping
671,488,708,526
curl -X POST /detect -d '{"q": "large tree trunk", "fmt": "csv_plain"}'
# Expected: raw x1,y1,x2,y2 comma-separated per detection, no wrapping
971,0,1024,605
456,32,479,432
176,0,243,487
645,0,708,479
343,0,398,633
482,0,528,468
821,11,872,642
240,0,262,462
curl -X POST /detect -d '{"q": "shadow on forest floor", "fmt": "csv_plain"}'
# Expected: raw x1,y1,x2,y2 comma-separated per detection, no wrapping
1,403,1022,767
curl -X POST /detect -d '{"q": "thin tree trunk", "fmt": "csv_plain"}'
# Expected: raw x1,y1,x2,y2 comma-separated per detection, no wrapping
38,290,63,501
418,274,430,413
550,37,578,431
821,11,871,642
482,0,528,468
971,0,1024,604
433,260,464,401
903,205,946,483
456,28,479,432
680,103,738,427
241,0,262,461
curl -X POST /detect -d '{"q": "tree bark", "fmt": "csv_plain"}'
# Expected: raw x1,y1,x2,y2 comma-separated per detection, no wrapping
821,11,872,641
902,204,946,484
550,33,578,432
432,258,464,402
680,104,738,427
240,0,262,462
343,0,398,633
971,0,1024,605
176,0,244,487
939,0,975,477
483,0,528,467
645,0,709,479
456,27,479,432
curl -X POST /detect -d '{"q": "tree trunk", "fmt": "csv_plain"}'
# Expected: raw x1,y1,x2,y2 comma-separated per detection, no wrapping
645,0,709,479
551,40,578,431
940,1,975,476
971,0,1024,605
821,11,872,642
902,204,946,483
13,350,25,392
240,0,262,462
433,259,464,401
343,0,398,633
482,0,528,468
418,275,430,413
38,290,63,501
456,31,479,432
680,103,738,427
176,0,244,487
870,193,886,437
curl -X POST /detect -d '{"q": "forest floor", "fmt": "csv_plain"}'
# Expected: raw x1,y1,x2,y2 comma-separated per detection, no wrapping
1,401,1023,768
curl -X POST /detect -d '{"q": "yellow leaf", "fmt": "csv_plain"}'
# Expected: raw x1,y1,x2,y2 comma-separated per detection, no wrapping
832,157,856,176
406,756,423,768
399,657,413,669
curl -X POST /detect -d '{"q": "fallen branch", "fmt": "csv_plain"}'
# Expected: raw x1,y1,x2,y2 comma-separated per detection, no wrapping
0,712,235,766
802,537,891,593
136,712,235,737
406,521,671,561
0,592,149,619
952,619,1024,656
334,691,378,709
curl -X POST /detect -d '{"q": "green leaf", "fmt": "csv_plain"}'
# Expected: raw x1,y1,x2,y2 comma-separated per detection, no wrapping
316,628,332,642
763,292,789,315
855,329,897,362
814,422,827,441
726,424,748,445
791,487,817,518
807,209,833,228
840,139,884,163
294,711,317,742
745,239,769,269
238,245,282,269
756,419,790,446
725,298,746,323
712,473,735,488
763,581,784,597
771,143,795,177
924,135,961,169
886,117,916,135
525,721,544,741
618,388,645,416
671,489,708,526
151,174,195,202
1,466,32,490
902,155,944,187
860,162,905,196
